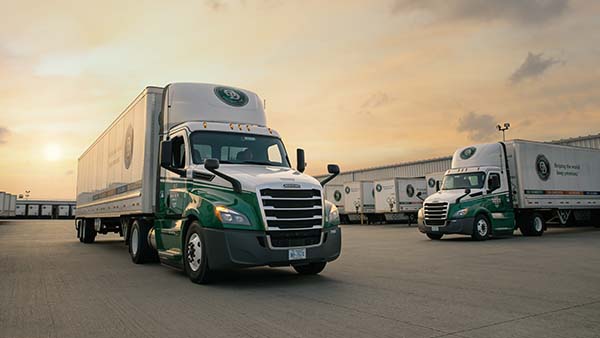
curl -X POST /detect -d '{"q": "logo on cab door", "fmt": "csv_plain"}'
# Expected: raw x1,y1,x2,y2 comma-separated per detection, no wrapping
214,86,249,107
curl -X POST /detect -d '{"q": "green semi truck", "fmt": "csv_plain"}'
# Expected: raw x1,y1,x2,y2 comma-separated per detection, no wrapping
75,83,341,283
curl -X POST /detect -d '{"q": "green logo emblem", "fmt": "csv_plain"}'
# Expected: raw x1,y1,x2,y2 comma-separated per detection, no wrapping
536,154,550,181
334,190,342,202
376,184,382,192
345,186,350,194
406,184,415,198
460,146,477,160
124,125,134,169
214,86,249,107
428,178,436,188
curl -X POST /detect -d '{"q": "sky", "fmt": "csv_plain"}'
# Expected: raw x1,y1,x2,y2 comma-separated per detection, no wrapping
1,0,599,199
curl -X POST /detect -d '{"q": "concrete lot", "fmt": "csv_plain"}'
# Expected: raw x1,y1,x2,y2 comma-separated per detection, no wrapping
1,220,599,338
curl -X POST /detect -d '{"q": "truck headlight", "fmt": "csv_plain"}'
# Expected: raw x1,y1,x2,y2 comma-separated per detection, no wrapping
418,207,424,220
215,206,250,226
453,208,469,218
324,201,340,226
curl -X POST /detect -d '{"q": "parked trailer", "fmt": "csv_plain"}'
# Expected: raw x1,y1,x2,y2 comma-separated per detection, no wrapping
0,192,5,217
15,204,26,217
324,184,348,223
70,205,76,217
7,194,16,217
419,140,600,241
425,171,445,197
375,177,427,224
27,204,39,217
75,83,341,284
40,204,53,218
58,205,71,218
343,181,377,223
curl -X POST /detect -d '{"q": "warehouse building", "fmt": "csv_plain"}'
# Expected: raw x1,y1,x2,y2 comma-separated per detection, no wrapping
316,133,600,185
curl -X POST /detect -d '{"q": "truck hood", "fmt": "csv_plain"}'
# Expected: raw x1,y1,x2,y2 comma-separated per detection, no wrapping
424,190,479,205
191,164,323,193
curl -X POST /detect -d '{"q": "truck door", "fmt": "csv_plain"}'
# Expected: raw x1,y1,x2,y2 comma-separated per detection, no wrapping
484,172,514,232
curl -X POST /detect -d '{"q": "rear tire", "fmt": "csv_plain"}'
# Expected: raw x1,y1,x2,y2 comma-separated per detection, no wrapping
471,214,490,241
81,219,96,244
184,222,213,284
426,233,443,240
521,213,544,236
128,219,158,264
293,262,327,275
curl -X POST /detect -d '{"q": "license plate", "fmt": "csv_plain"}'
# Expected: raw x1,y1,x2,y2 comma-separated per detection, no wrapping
288,248,306,261
431,226,439,231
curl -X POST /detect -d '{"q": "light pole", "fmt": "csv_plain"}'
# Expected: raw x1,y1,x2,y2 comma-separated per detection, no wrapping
496,122,510,142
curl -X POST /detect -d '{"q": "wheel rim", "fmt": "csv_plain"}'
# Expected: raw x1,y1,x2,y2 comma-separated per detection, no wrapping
187,233,202,272
477,219,488,236
534,217,543,232
131,226,139,256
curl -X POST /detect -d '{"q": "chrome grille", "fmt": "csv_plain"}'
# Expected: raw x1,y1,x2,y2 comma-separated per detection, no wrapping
424,202,448,226
260,188,323,229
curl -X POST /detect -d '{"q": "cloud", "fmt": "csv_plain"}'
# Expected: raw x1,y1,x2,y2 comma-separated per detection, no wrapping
0,127,10,144
391,0,569,25
358,92,394,115
456,111,497,141
510,52,562,84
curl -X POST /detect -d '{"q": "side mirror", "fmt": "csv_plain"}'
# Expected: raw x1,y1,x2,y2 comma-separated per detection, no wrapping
296,148,306,173
160,140,173,169
327,164,340,175
416,191,424,201
204,158,220,171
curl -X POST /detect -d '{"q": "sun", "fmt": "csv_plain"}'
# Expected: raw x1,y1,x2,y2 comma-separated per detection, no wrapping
44,144,63,161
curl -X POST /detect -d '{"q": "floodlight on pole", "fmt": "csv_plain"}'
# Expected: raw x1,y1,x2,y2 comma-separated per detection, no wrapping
496,122,510,142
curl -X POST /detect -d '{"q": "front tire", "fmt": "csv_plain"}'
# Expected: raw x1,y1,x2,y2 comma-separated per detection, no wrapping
293,262,327,275
128,219,158,264
471,214,490,241
426,233,443,240
184,222,212,284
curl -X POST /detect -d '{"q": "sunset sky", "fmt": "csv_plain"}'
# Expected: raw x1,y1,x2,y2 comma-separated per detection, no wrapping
1,0,599,199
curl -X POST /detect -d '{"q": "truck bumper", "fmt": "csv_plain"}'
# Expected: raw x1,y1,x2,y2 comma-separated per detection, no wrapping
203,227,342,270
418,217,474,235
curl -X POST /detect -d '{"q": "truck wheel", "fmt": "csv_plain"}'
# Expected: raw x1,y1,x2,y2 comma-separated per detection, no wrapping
184,222,212,284
471,214,490,241
521,213,545,236
76,220,83,242
81,219,96,244
426,233,443,240
129,219,158,264
293,262,327,275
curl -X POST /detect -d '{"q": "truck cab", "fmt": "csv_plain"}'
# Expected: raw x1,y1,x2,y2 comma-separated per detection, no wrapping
418,143,515,240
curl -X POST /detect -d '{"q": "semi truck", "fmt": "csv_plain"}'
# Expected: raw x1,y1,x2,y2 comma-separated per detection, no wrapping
75,83,342,283
343,181,376,223
418,140,600,240
324,184,347,223
374,177,427,224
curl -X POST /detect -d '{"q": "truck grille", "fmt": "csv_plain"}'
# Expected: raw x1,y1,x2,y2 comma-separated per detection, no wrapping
424,202,448,226
267,229,322,248
260,188,323,229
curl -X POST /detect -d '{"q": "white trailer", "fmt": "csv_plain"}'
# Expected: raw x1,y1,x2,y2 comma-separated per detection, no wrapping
27,204,39,217
40,204,53,218
70,205,76,217
374,178,427,224
0,192,5,217
419,140,600,241
16,204,26,217
343,181,376,223
324,184,347,223
58,205,71,218
7,194,16,217
425,171,445,197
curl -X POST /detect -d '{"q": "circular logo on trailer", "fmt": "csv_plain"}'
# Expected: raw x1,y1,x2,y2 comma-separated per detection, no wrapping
214,86,249,107
460,146,477,160
124,125,134,169
428,178,436,188
536,154,551,181
406,184,415,198
376,184,382,192
334,190,342,202
345,186,351,194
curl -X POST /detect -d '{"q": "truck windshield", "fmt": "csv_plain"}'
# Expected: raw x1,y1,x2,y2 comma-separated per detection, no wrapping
189,131,291,167
442,172,486,190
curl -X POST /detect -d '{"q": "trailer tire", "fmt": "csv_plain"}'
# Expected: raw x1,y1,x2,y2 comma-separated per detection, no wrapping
426,233,443,240
81,219,96,244
471,214,490,241
184,222,213,284
293,262,327,275
128,219,158,264
521,213,544,237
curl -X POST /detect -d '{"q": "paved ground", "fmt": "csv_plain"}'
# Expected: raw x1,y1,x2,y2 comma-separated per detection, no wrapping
1,220,600,338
